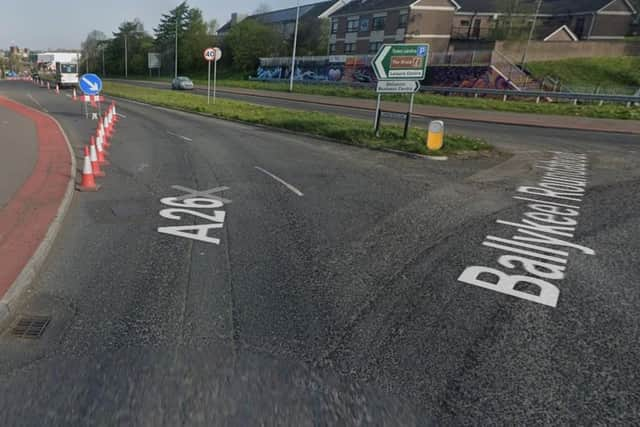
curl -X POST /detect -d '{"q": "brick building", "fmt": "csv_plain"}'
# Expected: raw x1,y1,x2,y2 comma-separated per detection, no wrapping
328,0,638,56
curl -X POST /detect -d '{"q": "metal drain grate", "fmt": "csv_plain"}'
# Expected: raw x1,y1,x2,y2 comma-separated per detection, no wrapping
10,316,51,339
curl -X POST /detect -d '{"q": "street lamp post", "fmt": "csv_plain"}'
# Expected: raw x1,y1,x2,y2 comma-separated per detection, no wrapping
521,0,543,69
289,0,300,92
175,12,179,79
124,33,128,78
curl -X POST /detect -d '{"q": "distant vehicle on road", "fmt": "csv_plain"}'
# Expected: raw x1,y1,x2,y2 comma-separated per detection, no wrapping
171,76,194,90
36,52,80,88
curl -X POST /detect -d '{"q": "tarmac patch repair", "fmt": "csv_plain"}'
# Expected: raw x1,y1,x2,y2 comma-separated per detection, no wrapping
459,151,594,308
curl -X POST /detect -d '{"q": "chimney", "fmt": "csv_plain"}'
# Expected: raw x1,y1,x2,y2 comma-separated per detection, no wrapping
231,13,238,24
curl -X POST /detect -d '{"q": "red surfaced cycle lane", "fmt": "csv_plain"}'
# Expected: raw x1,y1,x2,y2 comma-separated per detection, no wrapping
0,96,73,301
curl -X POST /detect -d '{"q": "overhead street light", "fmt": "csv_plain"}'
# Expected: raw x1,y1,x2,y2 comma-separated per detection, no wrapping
289,0,300,92
521,0,543,69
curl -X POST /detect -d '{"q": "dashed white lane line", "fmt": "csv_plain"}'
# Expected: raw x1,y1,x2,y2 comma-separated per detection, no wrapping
27,93,48,113
166,130,193,142
254,166,304,197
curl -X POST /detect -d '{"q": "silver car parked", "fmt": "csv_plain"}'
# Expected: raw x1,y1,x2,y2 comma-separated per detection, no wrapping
171,76,194,90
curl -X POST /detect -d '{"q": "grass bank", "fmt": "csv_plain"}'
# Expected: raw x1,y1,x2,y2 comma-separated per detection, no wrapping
123,75,639,121
527,56,640,95
103,82,491,157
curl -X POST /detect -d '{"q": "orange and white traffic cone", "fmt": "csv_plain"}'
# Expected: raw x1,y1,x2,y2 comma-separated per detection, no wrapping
106,114,113,137
77,146,99,191
47,81,50,90
108,110,115,134
90,139,105,177
72,87,77,100
112,104,118,122
55,84,60,95
95,135,109,165
97,122,109,148
99,127,110,149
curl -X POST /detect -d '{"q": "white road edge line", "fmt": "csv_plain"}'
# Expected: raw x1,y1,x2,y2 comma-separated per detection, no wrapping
166,130,193,142
27,93,48,113
116,113,127,118
254,166,304,197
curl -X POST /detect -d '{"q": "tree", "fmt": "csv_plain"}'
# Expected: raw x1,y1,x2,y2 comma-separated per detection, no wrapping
207,19,218,36
104,19,154,76
254,3,271,14
154,1,190,75
286,17,330,56
81,30,107,74
180,7,209,74
224,19,282,72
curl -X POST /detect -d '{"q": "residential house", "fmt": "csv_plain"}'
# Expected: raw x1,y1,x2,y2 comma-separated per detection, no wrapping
328,0,457,56
452,0,638,41
328,0,638,56
217,1,346,38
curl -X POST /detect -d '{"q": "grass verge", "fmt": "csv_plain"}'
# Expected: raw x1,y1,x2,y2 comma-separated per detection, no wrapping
527,56,640,95
103,82,491,157
122,75,639,120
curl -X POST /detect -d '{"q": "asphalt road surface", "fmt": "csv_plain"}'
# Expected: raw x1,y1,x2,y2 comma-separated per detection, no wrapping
0,81,639,425
0,102,38,207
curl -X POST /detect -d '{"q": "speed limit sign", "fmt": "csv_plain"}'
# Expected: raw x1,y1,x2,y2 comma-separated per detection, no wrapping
203,47,222,62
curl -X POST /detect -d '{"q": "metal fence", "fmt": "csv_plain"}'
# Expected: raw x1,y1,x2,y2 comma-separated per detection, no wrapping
420,85,640,106
247,77,640,106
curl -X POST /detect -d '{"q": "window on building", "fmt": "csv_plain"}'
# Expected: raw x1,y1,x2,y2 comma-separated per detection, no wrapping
331,19,339,34
574,17,585,37
399,13,408,28
369,42,383,54
329,43,337,54
344,43,356,53
347,17,359,32
360,18,369,32
372,16,386,31
460,20,470,26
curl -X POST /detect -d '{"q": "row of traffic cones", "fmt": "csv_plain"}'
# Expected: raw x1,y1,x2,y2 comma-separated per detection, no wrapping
78,102,119,191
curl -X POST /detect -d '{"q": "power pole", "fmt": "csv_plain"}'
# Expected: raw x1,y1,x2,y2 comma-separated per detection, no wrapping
288,0,300,92
124,34,128,78
521,0,543,68
175,11,179,79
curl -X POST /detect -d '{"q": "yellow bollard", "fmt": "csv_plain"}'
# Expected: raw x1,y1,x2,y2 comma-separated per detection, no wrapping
426,120,444,151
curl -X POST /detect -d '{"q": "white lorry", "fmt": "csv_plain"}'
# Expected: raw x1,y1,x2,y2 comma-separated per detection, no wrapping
36,52,80,88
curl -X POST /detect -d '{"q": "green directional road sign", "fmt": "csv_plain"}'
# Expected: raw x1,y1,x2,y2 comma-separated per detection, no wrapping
373,44,429,81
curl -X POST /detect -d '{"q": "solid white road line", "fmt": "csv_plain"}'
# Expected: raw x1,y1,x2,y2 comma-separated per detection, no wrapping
254,166,304,197
166,130,193,142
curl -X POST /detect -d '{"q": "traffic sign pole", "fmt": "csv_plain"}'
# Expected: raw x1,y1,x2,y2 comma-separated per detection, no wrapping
374,94,381,135
203,47,221,106
372,44,429,138
404,93,415,139
213,57,217,105
207,60,211,105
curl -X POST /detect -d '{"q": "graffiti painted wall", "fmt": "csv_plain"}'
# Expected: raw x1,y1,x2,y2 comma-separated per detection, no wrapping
255,56,513,89
428,66,511,90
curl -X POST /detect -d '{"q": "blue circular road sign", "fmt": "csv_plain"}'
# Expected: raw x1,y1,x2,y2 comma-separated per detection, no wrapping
79,73,103,95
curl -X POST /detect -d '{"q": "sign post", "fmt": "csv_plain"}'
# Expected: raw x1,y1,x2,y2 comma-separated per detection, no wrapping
204,47,222,105
148,52,161,78
79,73,103,119
372,44,429,138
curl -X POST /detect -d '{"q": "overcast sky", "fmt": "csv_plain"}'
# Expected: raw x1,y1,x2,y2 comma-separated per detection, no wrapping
1,0,308,50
